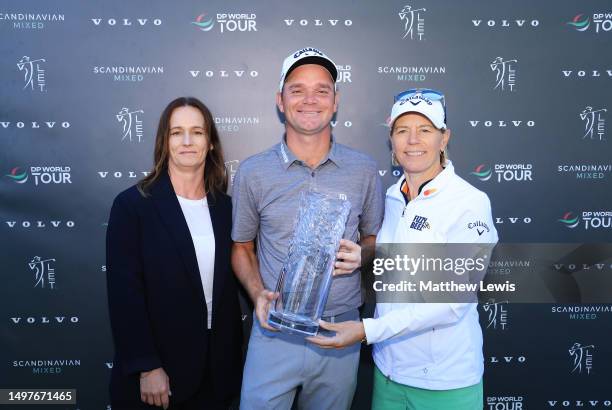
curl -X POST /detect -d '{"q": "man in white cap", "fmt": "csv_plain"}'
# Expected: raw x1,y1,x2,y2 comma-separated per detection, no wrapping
231,47,383,409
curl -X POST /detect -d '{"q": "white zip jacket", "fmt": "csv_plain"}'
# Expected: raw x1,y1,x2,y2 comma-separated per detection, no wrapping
363,161,498,390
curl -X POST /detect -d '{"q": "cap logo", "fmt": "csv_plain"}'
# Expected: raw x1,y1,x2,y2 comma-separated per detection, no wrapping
293,47,324,59
400,93,433,107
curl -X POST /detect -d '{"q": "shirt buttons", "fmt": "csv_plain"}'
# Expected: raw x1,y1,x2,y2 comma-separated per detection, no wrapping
311,171,315,177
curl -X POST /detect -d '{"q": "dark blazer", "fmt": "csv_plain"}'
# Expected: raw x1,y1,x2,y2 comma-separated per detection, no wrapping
106,171,242,405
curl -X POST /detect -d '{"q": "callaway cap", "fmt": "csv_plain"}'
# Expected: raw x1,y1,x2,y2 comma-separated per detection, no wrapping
389,91,447,130
279,47,338,92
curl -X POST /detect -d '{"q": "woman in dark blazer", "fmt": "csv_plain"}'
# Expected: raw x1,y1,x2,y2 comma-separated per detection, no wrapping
106,97,243,410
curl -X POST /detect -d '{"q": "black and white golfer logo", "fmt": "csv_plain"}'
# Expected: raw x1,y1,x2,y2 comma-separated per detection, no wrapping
482,300,508,330
398,5,426,40
580,106,606,140
17,56,46,92
490,56,517,92
116,107,144,142
569,342,594,375
28,256,56,289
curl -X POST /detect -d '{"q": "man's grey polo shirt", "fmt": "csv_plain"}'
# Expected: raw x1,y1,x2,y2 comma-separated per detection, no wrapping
231,138,383,316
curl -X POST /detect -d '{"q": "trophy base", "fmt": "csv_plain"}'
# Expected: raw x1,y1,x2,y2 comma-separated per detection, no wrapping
268,311,319,336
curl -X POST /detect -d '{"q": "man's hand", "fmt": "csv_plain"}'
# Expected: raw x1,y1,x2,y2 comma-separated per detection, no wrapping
255,289,280,331
140,367,171,409
306,320,366,348
334,239,361,276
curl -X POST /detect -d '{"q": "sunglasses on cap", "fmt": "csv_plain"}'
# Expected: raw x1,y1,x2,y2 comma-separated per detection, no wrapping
393,88,447,125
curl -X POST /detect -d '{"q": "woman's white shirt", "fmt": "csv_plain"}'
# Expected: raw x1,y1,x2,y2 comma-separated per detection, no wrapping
177,195,215,329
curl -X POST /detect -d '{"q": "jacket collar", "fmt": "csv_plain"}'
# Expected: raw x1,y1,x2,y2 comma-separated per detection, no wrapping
389,160,455,202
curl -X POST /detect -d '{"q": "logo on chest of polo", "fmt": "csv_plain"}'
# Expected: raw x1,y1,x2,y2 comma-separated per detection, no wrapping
409,215,430,231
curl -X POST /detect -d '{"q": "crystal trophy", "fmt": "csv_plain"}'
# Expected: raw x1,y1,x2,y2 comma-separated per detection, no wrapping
268,190,351,335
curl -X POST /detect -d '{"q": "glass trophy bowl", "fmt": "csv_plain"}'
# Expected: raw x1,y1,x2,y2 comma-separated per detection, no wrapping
268,190,351,335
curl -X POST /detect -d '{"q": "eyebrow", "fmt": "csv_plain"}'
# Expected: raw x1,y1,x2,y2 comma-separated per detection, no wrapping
287,83,332,90
169,125,205,130
395,124,434,129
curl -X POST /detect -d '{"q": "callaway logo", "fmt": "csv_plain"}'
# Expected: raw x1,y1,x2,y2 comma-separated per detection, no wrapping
400,94,433,107
468,221,490,236
293,47,324,59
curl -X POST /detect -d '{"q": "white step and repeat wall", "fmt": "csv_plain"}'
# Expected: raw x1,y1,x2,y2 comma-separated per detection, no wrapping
1,0,611,409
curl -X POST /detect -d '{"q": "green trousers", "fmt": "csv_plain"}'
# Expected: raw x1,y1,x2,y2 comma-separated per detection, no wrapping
372,366,483,410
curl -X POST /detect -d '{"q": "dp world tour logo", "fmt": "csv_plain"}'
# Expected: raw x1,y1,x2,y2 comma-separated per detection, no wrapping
4,166,71,185
567,12,612,33
190,12,256,33
5,167,28,183
471,164,492,181
560,211,612,230
471,163,532,183
559,212,580,228
567,14,591,31
192,13,215,31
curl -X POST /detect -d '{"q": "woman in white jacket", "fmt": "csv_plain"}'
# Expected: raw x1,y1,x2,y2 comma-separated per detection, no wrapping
308,89,498,409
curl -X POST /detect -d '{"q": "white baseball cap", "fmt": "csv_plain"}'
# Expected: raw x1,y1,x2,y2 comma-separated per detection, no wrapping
389,90,447,130
279,47,338,92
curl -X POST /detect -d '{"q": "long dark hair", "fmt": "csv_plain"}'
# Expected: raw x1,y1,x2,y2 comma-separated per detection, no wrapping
138,97,227,197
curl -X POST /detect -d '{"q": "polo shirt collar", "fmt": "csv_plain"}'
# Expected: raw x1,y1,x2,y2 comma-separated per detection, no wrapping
276,135,342,170
277,138,298,169
326,138,342,167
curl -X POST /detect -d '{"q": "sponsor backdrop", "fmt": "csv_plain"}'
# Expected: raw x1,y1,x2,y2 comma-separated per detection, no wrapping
1,0,611,408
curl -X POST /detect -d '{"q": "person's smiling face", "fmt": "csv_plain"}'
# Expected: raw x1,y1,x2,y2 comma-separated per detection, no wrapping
390,112,449,177
277,64,338,136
